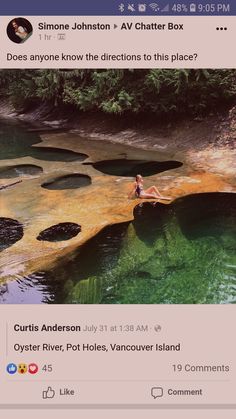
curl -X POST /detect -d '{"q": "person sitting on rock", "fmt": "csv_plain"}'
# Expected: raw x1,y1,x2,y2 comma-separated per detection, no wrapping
128,174,171,200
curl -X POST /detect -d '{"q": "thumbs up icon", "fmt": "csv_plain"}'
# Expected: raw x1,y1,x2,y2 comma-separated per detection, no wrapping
42,386,56,399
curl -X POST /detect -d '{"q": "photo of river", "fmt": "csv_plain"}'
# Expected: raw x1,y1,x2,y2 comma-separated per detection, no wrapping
0,69,235,304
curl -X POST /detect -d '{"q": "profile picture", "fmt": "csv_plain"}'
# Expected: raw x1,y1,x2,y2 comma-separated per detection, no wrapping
7,17,33,44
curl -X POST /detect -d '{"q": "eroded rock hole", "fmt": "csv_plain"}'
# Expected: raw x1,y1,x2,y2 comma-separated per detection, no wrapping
32,147,88,162
0,217,24,251
41,174,91,190
37,222,81,242
86,159,183,177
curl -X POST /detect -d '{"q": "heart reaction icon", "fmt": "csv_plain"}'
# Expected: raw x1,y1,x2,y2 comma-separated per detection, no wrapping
28,363,39,374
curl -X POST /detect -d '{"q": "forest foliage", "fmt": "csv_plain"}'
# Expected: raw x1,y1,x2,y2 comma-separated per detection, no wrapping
0,69,235,118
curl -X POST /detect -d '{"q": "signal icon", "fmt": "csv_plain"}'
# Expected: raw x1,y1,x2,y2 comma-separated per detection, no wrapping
161,4,169,12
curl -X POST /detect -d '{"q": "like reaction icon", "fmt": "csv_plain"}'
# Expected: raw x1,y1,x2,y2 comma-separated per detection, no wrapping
28,363,39,374
6,363,17,375
42,386,56,399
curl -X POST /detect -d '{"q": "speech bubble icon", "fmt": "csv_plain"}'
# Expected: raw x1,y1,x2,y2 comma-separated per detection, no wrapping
151,387,163,399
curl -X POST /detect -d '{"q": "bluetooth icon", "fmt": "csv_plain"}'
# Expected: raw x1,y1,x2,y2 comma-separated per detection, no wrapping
118,3,125,12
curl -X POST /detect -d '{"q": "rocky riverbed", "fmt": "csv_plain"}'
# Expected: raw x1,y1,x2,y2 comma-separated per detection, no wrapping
0,111,235,290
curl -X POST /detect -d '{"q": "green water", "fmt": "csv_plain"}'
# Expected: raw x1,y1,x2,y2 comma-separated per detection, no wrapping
0,120,41,160
3,192,233,305
0,120,86,162
62,193,236,304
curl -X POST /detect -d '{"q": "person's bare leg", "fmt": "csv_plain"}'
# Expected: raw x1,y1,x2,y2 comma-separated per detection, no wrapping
147,186,171,200
145,186,161,196
159,196,171,201
140,193,159,199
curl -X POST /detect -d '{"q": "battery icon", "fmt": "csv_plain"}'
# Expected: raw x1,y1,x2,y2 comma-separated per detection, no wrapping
190,3,197,12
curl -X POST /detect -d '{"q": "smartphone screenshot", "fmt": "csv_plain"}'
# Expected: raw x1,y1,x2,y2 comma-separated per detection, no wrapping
0,1,235,418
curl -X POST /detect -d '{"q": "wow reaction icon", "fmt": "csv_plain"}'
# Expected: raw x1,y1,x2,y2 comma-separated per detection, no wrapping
18,363,27,374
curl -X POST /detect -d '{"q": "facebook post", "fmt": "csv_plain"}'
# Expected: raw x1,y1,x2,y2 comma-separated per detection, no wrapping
0,1,235,418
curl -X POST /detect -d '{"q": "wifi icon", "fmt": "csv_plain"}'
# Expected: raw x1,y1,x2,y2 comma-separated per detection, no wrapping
149,3,160,12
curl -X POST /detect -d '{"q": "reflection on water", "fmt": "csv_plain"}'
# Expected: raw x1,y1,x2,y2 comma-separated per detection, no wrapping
0,120,41,160
0,273,55,304
1,193,235,304
0,120,87,162
0,164,43,178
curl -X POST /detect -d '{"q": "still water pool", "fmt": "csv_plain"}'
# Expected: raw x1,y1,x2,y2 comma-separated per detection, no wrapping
0,120,86,161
